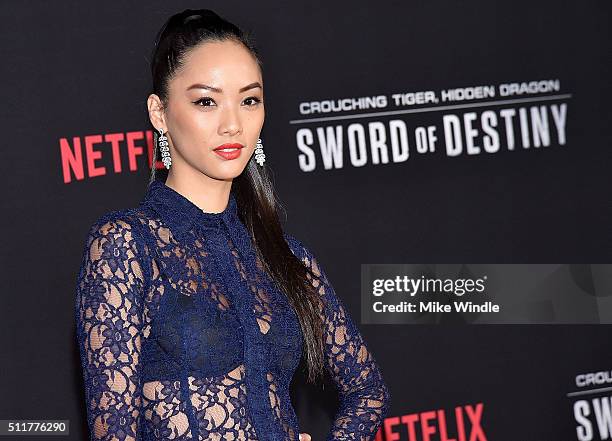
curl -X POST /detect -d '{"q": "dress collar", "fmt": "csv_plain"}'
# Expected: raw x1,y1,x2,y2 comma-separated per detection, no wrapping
139,179,240,239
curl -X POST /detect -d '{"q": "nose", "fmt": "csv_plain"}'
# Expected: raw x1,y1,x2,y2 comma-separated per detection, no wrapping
218,104,242,136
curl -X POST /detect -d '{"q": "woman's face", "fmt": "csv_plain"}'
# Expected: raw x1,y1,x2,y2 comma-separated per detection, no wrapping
149,39,264,181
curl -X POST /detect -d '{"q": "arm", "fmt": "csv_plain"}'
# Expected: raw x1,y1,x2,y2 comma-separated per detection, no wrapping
286,235,391,441
75,214,147,441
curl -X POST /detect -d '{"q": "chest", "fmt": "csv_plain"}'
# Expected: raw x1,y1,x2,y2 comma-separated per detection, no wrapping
139,226,303,383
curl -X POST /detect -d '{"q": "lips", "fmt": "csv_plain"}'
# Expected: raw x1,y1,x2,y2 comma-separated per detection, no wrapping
213,143,244,161
213,143,244,151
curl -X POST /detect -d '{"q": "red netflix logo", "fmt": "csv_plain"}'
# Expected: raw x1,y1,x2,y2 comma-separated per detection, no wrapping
379,402,487,441
59,130,160,183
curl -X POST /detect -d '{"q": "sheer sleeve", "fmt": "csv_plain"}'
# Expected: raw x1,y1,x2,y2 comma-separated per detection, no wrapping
285,234,391,441
75,214,148,441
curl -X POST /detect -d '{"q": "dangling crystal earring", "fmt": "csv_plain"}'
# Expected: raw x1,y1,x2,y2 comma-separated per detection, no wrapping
254,138,265,166
157,128,172,169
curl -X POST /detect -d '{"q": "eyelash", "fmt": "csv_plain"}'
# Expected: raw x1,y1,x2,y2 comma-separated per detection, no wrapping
192,96,262,107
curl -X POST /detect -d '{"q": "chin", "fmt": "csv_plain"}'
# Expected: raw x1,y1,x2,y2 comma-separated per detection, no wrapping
205,163,249,181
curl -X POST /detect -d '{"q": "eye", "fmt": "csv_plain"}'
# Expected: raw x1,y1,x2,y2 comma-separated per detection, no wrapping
193,97,216,107
243,96,262,107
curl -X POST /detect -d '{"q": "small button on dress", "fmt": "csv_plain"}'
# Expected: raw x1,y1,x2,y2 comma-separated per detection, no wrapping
75,179,391,440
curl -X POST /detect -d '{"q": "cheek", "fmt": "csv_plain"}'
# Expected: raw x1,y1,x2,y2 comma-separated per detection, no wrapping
171,108,215,146
245,113,265,142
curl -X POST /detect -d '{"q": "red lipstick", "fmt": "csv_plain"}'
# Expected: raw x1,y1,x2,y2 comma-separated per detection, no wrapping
213,143,244,161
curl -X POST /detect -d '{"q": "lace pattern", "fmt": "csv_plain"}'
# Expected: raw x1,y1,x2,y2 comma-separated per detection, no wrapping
284,235,391,440
75,179,390,440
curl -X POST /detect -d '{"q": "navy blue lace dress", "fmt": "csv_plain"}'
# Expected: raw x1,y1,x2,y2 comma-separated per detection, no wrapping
75,179,390,441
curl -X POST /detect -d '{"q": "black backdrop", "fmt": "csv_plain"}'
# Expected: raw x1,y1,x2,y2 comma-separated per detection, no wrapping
1,1,611,440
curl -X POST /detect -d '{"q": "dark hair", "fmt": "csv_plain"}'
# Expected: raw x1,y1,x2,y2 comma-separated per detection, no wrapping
147,9,325,384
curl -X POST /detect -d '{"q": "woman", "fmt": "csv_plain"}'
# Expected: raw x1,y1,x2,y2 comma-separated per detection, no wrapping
75,8,390,441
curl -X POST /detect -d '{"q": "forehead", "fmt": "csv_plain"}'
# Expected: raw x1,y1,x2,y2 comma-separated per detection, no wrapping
173,40,261,88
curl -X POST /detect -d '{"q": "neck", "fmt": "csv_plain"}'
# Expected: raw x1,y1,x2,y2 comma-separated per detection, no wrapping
164,166,233,214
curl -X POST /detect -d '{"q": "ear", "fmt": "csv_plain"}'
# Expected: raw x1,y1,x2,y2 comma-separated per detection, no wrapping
147,94,167,132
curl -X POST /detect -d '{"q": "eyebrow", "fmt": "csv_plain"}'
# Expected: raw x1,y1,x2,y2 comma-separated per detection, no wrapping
186,82,262,93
